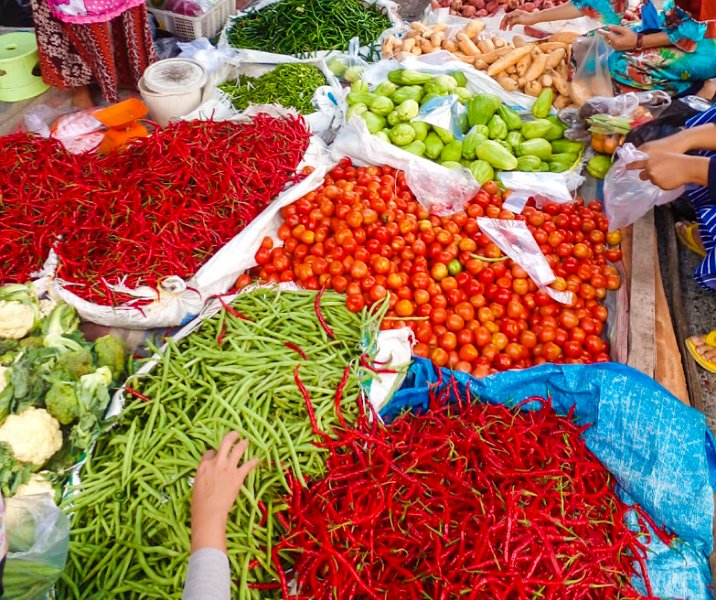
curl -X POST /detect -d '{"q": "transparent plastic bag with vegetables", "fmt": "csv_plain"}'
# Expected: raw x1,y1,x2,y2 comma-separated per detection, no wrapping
570,33,614,108
604,144,684,229
4,494,69,600
326,37,369,84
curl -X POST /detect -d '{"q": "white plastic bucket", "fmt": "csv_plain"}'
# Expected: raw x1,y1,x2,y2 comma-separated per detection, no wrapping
138,58,207,126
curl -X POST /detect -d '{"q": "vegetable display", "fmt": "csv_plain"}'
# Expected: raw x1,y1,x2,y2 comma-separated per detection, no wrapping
347,72,585,178
59,289,386,599
247,161,623,375
382,24,577,107
219,64,328,115
0,116,310,305
224,0,391,57
0,284,126,499
277,387,666,597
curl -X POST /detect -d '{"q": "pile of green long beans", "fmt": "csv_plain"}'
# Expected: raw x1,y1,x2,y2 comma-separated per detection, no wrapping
219,64,327,115
57,289,386,599
225,0,391,56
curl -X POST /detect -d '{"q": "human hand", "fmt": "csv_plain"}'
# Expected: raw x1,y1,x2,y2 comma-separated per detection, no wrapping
626,153,692,190
500,9,535,30
599,25,637,51
191,431,259,553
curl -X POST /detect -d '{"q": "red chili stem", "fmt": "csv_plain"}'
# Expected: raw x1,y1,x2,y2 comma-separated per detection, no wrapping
284,341,308,360
314,286,335,339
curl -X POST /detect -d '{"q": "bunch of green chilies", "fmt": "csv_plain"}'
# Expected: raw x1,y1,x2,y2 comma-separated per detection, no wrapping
57,289,387,599
225,0,391,56
275,386,672,599
220,64,328,115
0,116,310,305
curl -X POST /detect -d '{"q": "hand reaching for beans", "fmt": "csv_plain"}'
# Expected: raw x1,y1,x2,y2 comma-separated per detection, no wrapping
190,432,259,553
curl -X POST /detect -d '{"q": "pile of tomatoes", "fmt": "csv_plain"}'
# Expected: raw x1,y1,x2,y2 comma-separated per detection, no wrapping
242,159,622,377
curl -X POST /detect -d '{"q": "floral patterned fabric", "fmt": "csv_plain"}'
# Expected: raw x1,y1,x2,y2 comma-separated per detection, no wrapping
31,0,156,102
46,0,145,25
572,0,716,94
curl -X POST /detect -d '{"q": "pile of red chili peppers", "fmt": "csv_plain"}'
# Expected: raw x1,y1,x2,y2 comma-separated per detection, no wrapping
0,115,310,305
276,386,670,599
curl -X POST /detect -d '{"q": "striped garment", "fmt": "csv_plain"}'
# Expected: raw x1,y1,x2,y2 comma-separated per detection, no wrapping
685,106,716,290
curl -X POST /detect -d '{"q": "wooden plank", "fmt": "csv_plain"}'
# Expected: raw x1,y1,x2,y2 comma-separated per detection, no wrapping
654,254,689,405
659,206,705,412
626,211,656,377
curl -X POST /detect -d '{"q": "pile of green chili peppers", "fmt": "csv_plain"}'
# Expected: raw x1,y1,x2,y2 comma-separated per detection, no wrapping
225,0,391,56
219,64,328,115
58,289,386,600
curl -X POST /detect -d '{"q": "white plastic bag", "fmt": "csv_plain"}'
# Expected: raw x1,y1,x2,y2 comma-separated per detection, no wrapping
604,144,684,229
4,495,69,600
333,116,480,215
499,171,576,213
24,106,104,155
476,218,575,305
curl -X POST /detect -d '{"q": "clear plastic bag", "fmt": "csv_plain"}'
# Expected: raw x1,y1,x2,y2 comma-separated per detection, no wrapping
405,159,479,216
24,106,104,155
476,218,575,305
414,94,465,140
325,38,369,84
604,143,685,229
570,32,614,107
499,171,576,213
4,495,70,600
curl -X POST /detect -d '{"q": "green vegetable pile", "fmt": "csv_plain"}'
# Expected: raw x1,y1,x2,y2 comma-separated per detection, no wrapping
0,284,126,499
225,0,391,56
347,70,586,183
219,63,328,115
59,289,386,600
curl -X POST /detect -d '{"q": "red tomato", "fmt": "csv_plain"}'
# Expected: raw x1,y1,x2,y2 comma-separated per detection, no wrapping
445,314,465,332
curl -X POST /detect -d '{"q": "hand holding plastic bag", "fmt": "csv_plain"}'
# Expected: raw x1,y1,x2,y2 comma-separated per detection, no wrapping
4,494,69,600
604,143,684,229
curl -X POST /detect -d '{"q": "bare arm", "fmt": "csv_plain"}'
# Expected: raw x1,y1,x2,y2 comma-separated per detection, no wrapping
642,124,716,155
643,32,670,49
501,1,582,29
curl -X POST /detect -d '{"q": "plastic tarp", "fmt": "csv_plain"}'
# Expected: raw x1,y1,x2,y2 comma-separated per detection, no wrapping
383,359,716,600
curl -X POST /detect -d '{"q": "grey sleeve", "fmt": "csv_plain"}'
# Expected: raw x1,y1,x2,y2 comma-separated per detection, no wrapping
182,548,231,600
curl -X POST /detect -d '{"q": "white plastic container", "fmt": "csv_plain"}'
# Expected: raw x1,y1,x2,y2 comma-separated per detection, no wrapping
139,58,207,126
148,0,234,42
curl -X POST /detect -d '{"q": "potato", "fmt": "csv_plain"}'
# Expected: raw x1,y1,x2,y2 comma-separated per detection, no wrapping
420,39,434,53
462,5,477,17
541,73,553,88
506,64,517,75
463,18,485,38
545,48,566,69
474,58,489,70
493,36,507,48
402,37,416,52
443,40,459,53
451,0,463,9
477,38,495,53
515,54,531,77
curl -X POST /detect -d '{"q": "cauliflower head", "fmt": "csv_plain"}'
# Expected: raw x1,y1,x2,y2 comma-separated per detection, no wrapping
0,407,62,467
0,301,36,340
14,472,55,498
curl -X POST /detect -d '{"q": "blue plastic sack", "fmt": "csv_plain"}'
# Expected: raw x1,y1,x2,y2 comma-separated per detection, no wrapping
383,359,716,599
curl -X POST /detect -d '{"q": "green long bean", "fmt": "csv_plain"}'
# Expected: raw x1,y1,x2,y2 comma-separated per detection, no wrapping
58,289,386,599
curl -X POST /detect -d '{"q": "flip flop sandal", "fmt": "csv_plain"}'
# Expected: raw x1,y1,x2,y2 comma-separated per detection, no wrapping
676,221,707,258
685,330,716,373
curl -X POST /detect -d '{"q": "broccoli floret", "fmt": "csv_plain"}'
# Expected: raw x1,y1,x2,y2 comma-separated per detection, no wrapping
45,381,80,425
94,335,127,381
0,440,32,497
56,347,94,379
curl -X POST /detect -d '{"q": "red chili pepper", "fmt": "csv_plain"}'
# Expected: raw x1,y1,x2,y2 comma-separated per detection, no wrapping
313,286,335,339
124,386,151,402
284,341,308,360
275,380,660,599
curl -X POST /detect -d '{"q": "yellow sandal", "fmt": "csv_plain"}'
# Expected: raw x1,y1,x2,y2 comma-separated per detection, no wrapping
676,221,707,258
685,330,716,373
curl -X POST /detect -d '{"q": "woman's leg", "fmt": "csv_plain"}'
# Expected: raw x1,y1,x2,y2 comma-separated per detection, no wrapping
30,0,94,93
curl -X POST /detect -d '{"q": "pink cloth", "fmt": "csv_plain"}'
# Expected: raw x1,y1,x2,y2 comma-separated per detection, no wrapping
46,0,145,24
